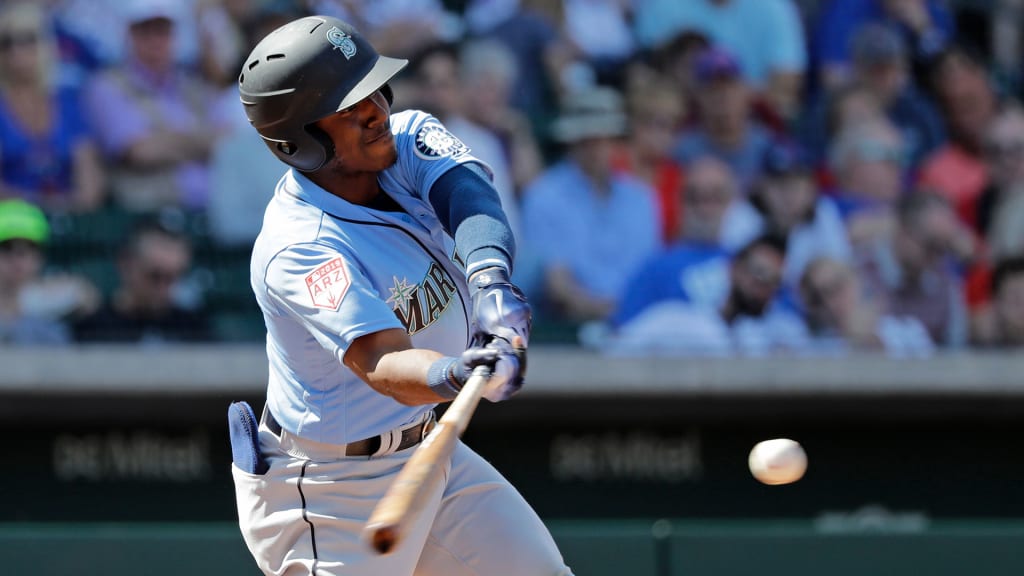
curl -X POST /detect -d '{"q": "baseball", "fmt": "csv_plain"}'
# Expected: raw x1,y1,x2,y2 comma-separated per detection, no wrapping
748,438,807,485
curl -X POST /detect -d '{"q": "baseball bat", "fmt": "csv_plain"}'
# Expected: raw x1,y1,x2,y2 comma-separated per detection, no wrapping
363,364,492,555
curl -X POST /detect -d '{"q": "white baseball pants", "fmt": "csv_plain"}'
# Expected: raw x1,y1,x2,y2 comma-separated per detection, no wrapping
232,419,573,575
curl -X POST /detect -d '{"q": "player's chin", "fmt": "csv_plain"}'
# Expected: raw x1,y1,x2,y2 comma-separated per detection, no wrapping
374,142,399,169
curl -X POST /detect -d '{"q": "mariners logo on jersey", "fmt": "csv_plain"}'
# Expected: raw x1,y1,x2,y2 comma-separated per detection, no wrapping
385,263,458,334
306,257,350,310
414,122,469,161
326,26,357,59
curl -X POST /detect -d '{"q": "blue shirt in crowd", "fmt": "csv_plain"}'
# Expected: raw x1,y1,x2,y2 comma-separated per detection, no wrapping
0,87,89,202
521,160,659,304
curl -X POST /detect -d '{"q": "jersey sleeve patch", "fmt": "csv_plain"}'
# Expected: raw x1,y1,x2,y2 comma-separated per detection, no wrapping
305,257,350,310
414,122,469,161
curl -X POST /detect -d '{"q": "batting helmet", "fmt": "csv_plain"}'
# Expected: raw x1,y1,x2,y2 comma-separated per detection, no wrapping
238,16,408,172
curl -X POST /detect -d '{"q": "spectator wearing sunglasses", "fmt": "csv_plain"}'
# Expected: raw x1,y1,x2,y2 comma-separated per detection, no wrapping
855,190,971,347
0,1,104,213
73,218,210,343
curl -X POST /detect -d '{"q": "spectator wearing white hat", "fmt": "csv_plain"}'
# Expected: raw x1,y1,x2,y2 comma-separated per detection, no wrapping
521,86,659,324
82,0,222,212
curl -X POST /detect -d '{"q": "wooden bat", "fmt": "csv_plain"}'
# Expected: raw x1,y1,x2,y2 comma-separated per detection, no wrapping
363,364,492,554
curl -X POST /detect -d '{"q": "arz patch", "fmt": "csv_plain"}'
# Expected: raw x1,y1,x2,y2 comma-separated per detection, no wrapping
414,122,469,160
306,257,350,310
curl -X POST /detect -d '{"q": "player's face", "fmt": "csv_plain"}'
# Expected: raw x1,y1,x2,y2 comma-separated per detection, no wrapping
315,90,397,175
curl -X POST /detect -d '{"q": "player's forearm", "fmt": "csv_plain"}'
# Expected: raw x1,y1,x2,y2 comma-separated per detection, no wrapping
360,348,453,406
344,328,453,406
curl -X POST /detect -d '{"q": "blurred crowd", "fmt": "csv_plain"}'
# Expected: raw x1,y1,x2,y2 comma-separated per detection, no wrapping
3,0,1024,357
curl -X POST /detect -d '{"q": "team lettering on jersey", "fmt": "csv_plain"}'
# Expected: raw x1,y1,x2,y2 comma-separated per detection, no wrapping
306,257,350,310
386,262,458,334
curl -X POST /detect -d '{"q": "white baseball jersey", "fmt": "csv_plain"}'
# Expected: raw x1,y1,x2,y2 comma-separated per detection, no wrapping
251,110,483,445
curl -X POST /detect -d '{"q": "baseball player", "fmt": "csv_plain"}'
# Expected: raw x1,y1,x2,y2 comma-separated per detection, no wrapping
227,15,573,576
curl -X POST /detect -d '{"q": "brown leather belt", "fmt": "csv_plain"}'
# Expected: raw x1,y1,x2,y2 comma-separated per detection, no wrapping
264,408,435,457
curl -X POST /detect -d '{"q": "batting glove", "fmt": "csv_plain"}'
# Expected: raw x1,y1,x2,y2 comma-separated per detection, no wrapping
428,339,527,403
469,266,532,348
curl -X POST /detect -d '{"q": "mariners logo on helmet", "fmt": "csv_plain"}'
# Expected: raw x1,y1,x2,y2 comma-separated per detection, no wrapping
327,26,357,59
415,123,469,160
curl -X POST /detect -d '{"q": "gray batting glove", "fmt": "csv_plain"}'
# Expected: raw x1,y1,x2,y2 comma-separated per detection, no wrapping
469,267,532,348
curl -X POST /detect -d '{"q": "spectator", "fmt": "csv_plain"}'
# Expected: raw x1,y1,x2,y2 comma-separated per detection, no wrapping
957,102,1024,321
405,41,524,250
608,233,809,356
639,29,711,128
674,47,773,192
613,74,687,243
827,118,906,249
612,156,740,328
462,0,573,130
856,191,971,347
521,86,659,323
972,256,1024,348
0,199,72,345
976,101,1024,259
0,1,104,213
632,0,808,121
458,39,545,199
73,218,210,343
207,7,307,247
849,23,945,170
802,81,887,169
814,0,956,91
917,44,999,226
83,0,221,213
800,256,934,356
733,139,853,290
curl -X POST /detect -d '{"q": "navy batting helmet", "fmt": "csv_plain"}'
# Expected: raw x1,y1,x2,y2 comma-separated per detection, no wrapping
238,16,408,172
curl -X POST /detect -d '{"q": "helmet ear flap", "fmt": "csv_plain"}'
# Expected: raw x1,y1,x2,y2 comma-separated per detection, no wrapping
298,124,335,173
